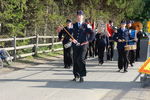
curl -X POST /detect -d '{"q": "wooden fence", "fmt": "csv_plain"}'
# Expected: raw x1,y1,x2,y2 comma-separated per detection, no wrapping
0,35,63,61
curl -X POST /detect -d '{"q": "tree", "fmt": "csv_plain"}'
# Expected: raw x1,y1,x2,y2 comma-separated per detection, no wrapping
0,0,27,37
0,0,148,37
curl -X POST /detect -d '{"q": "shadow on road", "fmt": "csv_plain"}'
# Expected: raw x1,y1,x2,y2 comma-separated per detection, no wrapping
0,78,142,90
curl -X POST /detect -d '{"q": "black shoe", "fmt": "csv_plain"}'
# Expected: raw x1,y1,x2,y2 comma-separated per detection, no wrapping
124,70,128,73
71,78,78,81
135,59,138,61
79,77,84,82
117,69,121,72
64,66,68,68
98,62,102,65
71,75,80,81
64,65,71,69
66,66,71,69
130,63,133,67
110,58,113,61
72,78,76,81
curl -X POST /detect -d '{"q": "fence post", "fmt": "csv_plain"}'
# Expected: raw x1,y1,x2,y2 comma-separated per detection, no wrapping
35,34,39,56
51,33,54,51
13,36,17,61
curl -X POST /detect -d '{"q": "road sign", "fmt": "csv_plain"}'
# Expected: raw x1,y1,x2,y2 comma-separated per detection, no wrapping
147,21,150,33
139,57,150,74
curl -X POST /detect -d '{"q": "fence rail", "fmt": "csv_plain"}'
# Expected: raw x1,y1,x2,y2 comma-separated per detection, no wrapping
0,35,62,60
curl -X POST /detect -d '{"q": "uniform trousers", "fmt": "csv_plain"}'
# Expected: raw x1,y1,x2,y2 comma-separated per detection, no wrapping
63,47,72,68
136,41,140,60
89,41,95,57
73,44,88,78
98,46,105,63
128,50,136,64
118,49,129,70
107,41,114,60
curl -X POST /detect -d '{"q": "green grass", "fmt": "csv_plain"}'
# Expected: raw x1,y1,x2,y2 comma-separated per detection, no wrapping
25,55,35,59
24,50,63,60
14,50,63,66
37,50,63,58
53,44,63,49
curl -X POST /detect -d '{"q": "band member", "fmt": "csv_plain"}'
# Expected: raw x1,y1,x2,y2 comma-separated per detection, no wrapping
126,20,137,66
91,21,96,57
113,21,131,72
132,22,143,61
71,10,94,82
85,18,95,58
57,10,94,82
136,29,143,61
95,31,109,65
58,19,73,68
106,20,115,61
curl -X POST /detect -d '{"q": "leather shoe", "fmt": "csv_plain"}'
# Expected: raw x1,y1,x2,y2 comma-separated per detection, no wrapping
117,69,121,72
79,77,84,82
71,77,79,82
123,70,128,73
130,63,133,67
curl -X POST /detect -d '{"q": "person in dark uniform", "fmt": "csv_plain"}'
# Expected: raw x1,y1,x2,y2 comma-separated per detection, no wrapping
85,18,95,58
71,10,94,82
113,20,131,72
106,20,115,61
95,31,109,65
58,19,73,69
136,29,143,61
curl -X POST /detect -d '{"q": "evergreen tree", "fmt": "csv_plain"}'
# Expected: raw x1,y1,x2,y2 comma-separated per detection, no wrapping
0,0,27,37
0,0,148,37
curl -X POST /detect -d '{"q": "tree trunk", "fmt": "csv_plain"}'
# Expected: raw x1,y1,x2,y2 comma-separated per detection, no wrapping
43,6,49,43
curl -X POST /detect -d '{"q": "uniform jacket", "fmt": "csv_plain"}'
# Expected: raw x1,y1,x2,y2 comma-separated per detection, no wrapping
128,29,137,45
72,22,95,45
58,27,73,45
95,33,109,48
113,28,132,50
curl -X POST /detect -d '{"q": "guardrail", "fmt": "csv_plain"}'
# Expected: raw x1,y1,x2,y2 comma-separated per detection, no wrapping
140,34,150,87
0,35,62,61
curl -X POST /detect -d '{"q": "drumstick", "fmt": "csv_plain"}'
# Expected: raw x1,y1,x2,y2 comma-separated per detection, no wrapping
61,25,74,40
60,24,80,46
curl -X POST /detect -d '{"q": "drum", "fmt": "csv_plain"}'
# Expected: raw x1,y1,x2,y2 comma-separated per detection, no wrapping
64,42,72,48
124,45,137,51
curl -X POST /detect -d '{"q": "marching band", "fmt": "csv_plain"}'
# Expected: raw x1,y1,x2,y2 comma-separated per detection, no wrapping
57,10,143,82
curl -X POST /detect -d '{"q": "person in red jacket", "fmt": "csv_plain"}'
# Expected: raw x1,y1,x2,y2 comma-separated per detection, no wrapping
107,20,114,37
106,20,115,61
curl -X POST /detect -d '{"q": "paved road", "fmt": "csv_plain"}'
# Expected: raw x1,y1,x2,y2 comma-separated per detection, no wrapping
0,39,149,100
